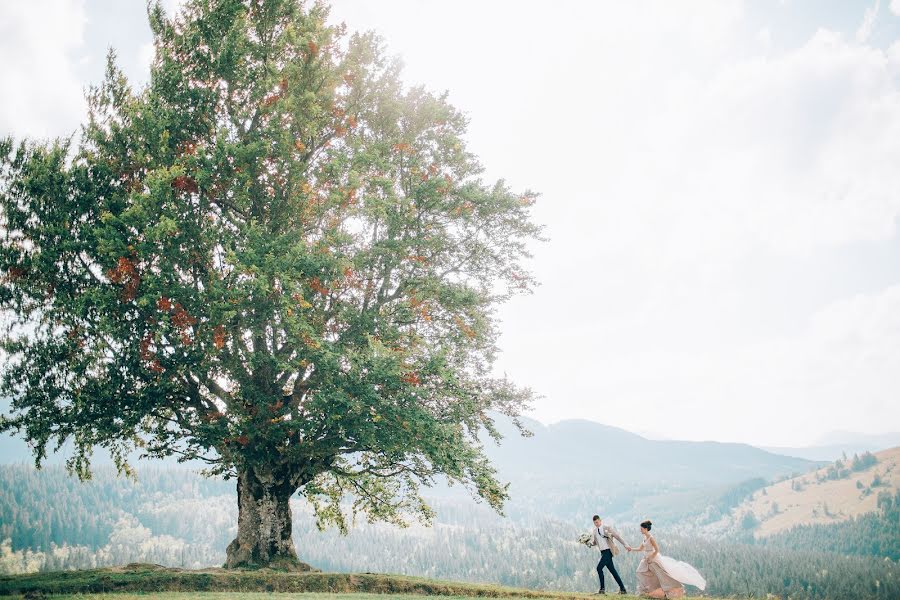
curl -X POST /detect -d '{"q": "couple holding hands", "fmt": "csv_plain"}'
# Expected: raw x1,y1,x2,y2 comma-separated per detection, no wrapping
585,515,706,599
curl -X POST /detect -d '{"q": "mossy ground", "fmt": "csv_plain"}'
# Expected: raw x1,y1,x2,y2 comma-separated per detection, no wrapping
20,595,596,600
0,564,604,599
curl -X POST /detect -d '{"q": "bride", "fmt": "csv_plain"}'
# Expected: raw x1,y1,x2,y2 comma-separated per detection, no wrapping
626,520,706,599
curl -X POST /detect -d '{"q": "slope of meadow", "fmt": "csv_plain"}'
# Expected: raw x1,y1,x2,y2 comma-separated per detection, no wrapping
736,446,899,536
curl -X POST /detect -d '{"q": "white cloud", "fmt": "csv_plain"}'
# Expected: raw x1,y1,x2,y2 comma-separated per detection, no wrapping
743,285,900,439
138,42,156,72
0,0,88,140
159,0,187,17
891,0,900,16
660,29,900,257
856,0,880,43
413,2,900,444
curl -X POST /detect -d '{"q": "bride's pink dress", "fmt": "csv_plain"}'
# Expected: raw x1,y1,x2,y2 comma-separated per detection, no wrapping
635,534,706,597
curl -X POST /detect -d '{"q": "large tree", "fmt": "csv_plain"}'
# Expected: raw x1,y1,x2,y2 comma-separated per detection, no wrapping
0,0,541,569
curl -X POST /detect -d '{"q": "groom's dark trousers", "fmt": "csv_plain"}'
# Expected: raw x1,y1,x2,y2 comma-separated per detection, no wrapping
596,549,625,592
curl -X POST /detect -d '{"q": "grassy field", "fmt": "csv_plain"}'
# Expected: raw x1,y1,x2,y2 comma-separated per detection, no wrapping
0,564,603,599
14,595,603,600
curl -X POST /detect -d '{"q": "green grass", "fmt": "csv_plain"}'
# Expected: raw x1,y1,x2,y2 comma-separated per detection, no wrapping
0,564,601,598
26,595,581,600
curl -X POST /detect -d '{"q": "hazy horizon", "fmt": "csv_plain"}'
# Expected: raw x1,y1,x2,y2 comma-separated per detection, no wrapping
1,394,896,458
2,0,900,447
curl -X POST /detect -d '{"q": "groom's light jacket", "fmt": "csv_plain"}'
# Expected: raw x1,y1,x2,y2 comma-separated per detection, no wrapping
591,525,626,553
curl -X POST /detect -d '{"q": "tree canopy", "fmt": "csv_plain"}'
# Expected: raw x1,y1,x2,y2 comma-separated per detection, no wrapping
0,0,542,567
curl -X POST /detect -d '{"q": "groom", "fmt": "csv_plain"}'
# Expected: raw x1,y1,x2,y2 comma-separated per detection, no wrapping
591,515,627,595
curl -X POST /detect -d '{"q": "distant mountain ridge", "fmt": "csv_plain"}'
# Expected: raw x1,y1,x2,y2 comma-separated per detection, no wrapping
0,400,817,488
763,431,900,462
486,417,816,489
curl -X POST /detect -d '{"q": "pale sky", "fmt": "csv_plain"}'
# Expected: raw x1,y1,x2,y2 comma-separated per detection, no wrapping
2,0,899,447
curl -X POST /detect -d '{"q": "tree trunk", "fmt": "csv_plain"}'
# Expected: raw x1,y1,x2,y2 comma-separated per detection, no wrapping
224,466,307,570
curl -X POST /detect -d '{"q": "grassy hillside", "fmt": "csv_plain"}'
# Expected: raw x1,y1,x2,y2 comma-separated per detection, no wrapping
29,596,601,600
0,564,598,598
735,446,899,536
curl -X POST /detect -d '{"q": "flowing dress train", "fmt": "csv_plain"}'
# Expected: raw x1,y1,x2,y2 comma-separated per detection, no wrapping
636,534,706,597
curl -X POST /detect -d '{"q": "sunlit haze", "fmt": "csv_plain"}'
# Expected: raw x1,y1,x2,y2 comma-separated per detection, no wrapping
2,0,899,446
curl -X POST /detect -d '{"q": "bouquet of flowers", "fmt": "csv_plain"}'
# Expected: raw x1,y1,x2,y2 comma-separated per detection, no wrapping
577,533,596,547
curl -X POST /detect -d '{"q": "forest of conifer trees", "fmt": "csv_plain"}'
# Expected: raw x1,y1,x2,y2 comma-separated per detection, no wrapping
1,465,897,600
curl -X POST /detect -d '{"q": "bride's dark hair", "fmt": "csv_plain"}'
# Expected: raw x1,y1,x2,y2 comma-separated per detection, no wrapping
640,520,652,531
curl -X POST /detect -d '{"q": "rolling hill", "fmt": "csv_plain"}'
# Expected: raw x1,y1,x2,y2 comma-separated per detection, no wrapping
487,417,816,488
729,445,899,537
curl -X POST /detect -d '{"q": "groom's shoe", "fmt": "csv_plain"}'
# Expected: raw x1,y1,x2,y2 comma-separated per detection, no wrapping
594,590,606,595
618,591,627,595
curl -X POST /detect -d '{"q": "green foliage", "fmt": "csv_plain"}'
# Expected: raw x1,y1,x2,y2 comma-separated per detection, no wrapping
705,477,767,522
0,0,542,532
824,462,850,481
0,464,233,566
740,511,760,530
851,452,878,472
820,452,877,482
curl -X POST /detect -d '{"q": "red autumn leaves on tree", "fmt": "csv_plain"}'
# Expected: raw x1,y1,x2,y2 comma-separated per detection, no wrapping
401,372,421,386
308,277,329,296
106,256,140,301
172,175,199,194
213,325,226,350
139,333,164,374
